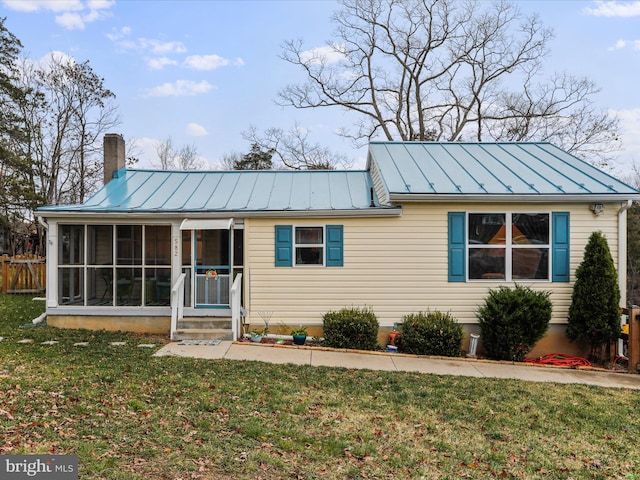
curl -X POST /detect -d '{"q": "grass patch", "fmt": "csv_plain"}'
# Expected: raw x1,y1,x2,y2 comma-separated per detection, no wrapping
1,293,640,478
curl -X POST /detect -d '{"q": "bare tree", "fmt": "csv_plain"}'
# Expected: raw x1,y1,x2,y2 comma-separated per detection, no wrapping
155,136,176,170
278,0,620,167
153,136,206,170
14,53,120,207
243,124,351,170
218,151,243,170
122,136,142,168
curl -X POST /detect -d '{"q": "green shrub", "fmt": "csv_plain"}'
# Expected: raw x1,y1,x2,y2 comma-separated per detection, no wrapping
399,311,463,357
477,284,552,361
322,307,380,351
567,231,620,361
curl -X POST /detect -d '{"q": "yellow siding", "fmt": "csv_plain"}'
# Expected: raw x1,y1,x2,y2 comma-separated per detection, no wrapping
369,159,389,205
244,202,623,330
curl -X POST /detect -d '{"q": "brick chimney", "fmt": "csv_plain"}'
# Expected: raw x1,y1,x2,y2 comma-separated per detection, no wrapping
103,133,125,185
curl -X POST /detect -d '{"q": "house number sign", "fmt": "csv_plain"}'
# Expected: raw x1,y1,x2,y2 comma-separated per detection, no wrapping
173,237,179,257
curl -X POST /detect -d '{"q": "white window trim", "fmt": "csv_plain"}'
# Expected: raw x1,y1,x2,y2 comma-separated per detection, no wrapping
466,211,551,282
293,225,325,267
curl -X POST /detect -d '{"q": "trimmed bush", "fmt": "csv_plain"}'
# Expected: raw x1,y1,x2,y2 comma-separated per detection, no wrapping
477,284,552,361
322,307,380,351
399,311,463,357
567,231,620,361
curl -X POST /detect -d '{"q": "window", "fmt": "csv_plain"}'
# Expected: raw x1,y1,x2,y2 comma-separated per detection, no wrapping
448,212,569,282
58,224,172,307
468,213,549,280
275,225,343,267
295,226,324,265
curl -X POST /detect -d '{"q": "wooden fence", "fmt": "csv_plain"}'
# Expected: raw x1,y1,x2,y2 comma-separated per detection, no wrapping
1,254,46,294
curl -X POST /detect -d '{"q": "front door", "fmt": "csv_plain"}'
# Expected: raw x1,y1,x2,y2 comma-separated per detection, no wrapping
194,229,231,307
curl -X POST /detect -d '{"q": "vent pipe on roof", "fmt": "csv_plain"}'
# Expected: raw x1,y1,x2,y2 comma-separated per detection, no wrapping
103,133,125,185
370,187,376,207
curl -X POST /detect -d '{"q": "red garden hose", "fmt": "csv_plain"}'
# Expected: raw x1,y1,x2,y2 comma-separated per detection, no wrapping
524,353,591,367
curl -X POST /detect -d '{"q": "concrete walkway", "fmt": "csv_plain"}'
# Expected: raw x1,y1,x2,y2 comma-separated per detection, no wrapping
154,341,640,390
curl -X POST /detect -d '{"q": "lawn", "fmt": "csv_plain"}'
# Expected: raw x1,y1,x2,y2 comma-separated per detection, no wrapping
1,293,639,479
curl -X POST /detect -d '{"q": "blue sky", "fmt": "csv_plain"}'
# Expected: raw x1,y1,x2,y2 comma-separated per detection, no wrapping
1,0,639,177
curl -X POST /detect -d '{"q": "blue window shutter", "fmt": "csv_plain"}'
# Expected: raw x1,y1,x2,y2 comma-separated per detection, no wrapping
326,225,344,267
552,212,570,282
448,212,466,282
275,225,292,267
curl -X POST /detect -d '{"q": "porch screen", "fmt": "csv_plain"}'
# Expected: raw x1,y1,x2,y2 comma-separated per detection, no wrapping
58,224,172,307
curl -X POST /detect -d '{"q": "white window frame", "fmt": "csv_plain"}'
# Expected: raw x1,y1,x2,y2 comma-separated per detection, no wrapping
467,211,551,282
293,225,325,267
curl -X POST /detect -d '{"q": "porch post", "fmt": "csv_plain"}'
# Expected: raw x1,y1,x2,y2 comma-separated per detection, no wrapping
229,222,234,303
171,222,181,294
45,219,58,308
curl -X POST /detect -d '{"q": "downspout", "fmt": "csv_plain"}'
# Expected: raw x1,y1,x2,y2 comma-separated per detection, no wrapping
618,200,632,309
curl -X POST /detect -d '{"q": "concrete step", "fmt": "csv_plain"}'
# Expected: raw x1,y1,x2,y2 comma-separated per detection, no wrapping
172,328,234,341
177,317,232,330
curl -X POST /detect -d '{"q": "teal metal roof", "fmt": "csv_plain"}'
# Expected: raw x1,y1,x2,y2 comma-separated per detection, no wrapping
38,142,639,217
39,169,389,215
368,142,640,201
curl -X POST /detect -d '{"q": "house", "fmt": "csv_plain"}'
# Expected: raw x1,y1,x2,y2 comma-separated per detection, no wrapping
37,134,640,357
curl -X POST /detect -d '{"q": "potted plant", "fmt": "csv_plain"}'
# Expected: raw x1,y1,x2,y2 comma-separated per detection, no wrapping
250,329,265,343
290,326,308,345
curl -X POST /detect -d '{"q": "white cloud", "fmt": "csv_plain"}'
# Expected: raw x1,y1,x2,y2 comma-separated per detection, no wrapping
183,55,245,70
184,54,229,70
3,0,114,29
186,123,208,137
25,50,76,73
608,39,640,50
609,39,629,50
129,136,158,169
106,26,131,42
87,0,114,8
147,57,178,70
142,80,215,98
2,0,83,13
55,12,86,30
584,1,640,17
106,31,186,55
300,43,346,65
611,108,640,171
139,39,187,55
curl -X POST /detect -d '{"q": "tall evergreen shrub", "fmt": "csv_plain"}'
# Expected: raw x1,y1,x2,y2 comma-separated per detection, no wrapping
566,231,620,360
477,284,552,361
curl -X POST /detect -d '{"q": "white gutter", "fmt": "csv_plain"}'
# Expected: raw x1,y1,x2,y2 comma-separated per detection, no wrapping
390,194,640,203
37,215,49,232
33,208,403,220
618,200,633,309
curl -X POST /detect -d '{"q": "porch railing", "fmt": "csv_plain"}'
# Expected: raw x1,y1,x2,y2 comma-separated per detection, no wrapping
231,273,243,341
170,273,186,340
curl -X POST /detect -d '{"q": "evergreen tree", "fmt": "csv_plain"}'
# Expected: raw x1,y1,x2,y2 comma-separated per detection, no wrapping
0,17,33,253
233,143,273,170
566,231,621,361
